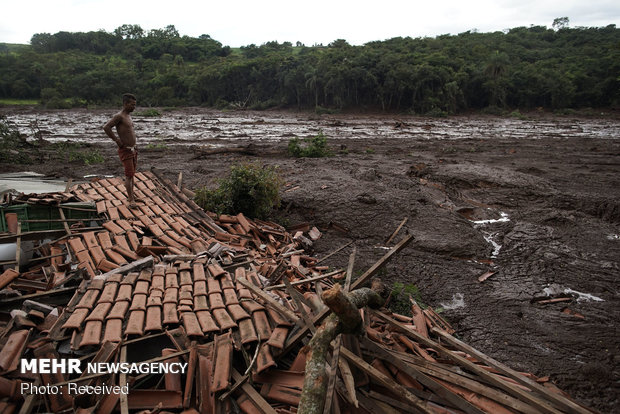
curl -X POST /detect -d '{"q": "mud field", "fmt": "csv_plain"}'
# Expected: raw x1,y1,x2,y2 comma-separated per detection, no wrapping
2,107,620,412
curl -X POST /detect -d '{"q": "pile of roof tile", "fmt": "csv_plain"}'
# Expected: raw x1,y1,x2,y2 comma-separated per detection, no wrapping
0,171,595,413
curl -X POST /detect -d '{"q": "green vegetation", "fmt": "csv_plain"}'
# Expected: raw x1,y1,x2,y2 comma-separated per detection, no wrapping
288,131,332,157
0,116,31,163
135,108,162,117
0,98,39,105
389,282,423,316
194,163,282,219
0,21,618,111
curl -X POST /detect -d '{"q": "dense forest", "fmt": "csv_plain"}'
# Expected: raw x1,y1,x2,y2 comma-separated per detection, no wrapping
0,21,618,113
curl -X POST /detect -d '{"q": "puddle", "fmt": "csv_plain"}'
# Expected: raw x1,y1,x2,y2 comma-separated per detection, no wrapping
472,212,510,225
481,232,503,258
439,293,465,310
543,284,604,302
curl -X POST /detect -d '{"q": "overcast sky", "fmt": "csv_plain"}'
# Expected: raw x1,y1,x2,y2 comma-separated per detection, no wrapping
2,0,619,47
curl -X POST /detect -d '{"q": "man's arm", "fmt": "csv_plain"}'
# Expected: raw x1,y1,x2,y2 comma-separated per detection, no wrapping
103,115,123,148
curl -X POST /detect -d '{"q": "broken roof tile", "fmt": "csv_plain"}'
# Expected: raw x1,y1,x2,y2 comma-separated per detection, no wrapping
256,342,277,373
0,330,29,372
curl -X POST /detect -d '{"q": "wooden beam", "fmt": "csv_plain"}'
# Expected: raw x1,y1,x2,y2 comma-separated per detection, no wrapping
231,369,278,414
237,276,302,326
385,217,408,245
371,310,564,414
340,347,432,414
432,328,592,414
361,337,485,414
265,269,344,291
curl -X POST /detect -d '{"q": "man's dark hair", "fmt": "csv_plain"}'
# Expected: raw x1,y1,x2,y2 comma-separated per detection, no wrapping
122,93,136,103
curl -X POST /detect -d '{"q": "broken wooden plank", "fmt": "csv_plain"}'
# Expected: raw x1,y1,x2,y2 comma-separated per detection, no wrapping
432,327,592,414
237,277,302,326
385,217,408,245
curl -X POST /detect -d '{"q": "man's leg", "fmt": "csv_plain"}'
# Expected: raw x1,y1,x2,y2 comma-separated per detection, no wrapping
125,175,135,205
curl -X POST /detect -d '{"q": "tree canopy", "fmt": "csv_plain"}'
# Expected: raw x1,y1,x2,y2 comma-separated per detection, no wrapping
1,23,618,112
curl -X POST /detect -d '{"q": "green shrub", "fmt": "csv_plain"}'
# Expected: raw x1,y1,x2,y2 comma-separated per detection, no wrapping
68,148,105,165
288,131,331,158
136,108,161,117
389,282,422,316
194,163,282,219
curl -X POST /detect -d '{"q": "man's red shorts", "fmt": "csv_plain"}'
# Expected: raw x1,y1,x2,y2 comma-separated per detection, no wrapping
118,147,137,177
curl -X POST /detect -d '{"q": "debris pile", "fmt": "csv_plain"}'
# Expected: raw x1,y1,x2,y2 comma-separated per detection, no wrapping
0,171,595,413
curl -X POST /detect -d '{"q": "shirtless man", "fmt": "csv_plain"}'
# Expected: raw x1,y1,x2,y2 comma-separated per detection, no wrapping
103,93,138,207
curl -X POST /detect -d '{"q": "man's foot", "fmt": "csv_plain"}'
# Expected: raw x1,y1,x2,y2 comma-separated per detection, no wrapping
128,200,139,209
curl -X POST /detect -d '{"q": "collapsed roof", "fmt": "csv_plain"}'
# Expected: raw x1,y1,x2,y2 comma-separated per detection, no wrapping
0,171,594,413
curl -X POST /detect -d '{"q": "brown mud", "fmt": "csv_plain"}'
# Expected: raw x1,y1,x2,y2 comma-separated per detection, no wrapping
2,107,620,412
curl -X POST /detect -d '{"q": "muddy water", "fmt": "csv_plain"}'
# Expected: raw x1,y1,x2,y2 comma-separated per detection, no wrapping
3,108,619,145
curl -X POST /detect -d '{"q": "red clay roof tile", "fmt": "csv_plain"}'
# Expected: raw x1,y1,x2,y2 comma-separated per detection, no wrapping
129,294,147,311
192,295,207,311
102,319,123,343
212,332,233,392
62,308,90,330
207,263,226,278
163,288,178,304
212,308,237,330
134,280,150,295
79,321,102,347
125,310,145,335
145,306,163,332
223,288,239,305
179,270,192,286
89,246,106,266
76,289,100,309
102,221,125,235
104,248,128,266
68,237,87,253
162,303,180,325
240,299,265,314
113,245,140,261
266,326,289,350
151,275,165,292
0,330,29,372
192,263,206,281
227,304,250,322
193,281,207,296
207,278,222,294
98,283,118,303
181,312,204,337
238,318,258,344
0,269,22,290
256,343,276,374
96,231,114,250
196,310,220,333
85,303,112,322
115,284,133,301
107,301,129,320
208,293,225,309
252,311,272,340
